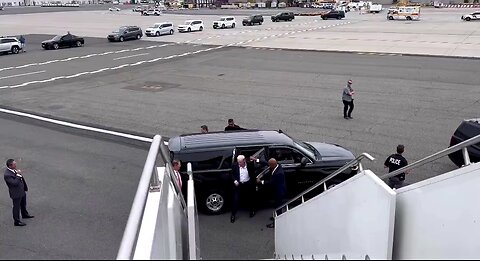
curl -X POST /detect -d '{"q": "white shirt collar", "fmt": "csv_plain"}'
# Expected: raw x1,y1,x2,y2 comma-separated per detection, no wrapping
7,167,16,173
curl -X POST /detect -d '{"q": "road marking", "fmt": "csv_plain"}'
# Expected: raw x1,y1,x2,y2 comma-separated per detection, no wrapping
0,46,224,90
0,44,173,72
0,70,46,80
0,107,152,143
113,53,150,60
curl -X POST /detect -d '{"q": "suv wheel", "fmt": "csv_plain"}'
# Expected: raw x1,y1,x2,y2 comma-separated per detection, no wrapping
53,43,59,50
170,29,174,35
221,24,226,29
11,46,19,54
466,17,471,21
406,16,412,20
232,23,235,28
203,190,225,214
136,34,141,39
155,31,160,36
187,27,192,32
76,40,82,47
199,26,203,31
119,36,124,42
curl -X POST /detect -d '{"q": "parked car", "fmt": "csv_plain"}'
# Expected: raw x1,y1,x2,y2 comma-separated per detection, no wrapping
145,22,174,36
178,20,204,33
321,10,345,20
271,12,295,22
0,6,4,11
461,12,480,21
448,118,480,167
142,8,161,16
0,37,22,54
41,33,84,50
168,130,357,215
109,7,120,11
107,26,143,42
242,15,264,26
213,16,236,29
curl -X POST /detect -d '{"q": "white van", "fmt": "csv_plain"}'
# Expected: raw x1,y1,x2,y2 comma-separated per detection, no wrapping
387,6,420,20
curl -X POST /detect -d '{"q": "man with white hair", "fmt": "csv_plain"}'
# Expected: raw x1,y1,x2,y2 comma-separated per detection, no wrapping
230,154,257,223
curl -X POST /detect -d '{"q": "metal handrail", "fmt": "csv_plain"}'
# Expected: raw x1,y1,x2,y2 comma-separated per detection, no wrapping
159,140,187,209
275,152,375,215
381,134,480,180
117,135,162,260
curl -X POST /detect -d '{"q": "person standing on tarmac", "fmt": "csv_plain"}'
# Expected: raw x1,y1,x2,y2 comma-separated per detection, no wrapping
342,79,355,119
384,144,409,189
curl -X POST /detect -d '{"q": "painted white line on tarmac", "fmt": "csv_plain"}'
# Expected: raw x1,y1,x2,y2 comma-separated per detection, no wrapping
0,44,173,73
113,53,150,60
0,70,46,80
0,46,224,90
0,108,153,143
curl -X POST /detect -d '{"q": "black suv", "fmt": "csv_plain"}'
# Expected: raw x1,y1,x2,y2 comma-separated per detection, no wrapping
271,12,295,22
168,130,356,215
448,119,480,167
321,10,345,20
243,15,264,26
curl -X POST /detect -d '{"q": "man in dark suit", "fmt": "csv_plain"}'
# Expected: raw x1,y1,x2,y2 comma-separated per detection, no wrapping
4,159,34,226
230,155,257,223
257,158,286,228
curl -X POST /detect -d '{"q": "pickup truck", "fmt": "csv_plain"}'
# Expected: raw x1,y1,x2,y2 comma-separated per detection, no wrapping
271,12,295,22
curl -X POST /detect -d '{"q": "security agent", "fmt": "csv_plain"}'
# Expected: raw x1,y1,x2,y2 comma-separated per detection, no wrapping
384,144,409,189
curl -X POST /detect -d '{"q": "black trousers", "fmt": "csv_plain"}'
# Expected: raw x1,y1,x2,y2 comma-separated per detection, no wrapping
343,100,354,118
231,181,256,216
12,195,29,222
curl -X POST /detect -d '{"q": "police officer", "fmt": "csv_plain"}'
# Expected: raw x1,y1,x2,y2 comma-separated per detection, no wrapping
384,144,409,189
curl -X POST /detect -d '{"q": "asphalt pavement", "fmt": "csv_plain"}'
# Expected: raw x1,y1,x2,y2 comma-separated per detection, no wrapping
0,114,149,259
1,36,478,185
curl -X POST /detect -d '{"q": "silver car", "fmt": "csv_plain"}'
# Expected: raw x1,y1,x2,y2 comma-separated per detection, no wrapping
145,22,175,37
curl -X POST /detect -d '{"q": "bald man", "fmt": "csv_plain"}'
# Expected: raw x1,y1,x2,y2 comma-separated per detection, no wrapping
257,158,286,209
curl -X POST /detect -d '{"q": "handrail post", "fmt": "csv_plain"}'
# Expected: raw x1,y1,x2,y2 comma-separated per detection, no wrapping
187,162,193,180
462,147,471,166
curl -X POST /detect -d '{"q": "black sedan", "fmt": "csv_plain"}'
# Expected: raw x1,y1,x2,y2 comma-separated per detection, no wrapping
448,118,480,167
41,33,84,50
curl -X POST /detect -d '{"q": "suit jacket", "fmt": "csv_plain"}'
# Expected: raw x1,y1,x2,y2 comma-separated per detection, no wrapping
262,164,286,199
4,169,28,199
231,161,256,184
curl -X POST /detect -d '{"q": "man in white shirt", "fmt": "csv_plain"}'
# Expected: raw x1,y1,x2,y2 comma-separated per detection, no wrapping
230,155,256,223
